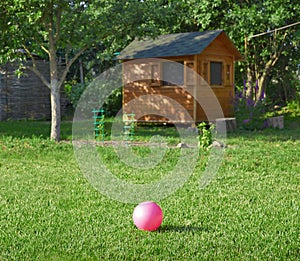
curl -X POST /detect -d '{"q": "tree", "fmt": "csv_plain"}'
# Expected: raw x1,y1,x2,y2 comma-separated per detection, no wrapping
155,0,300,104
224,1,300,103
265,45,300,104
0,0,158,141
0,1,102,140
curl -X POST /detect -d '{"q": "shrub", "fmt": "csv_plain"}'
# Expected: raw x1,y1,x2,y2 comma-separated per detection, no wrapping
64,81,87,108
64,82,122,117
197,122,214,148
234,81,267,130
102,87,122,117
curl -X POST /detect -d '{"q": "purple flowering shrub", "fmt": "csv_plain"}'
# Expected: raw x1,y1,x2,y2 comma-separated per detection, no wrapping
234,80,268,130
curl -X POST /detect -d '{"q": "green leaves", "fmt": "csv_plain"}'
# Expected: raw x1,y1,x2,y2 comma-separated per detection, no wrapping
197,122,215,148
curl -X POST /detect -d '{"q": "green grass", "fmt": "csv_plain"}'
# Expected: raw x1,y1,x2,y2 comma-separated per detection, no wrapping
0,120,299,260
0,120,73,140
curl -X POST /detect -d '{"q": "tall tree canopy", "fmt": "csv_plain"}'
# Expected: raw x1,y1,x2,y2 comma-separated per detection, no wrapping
153,0,300,103
223,0,300,102
1,0,299,140
0,0,157,141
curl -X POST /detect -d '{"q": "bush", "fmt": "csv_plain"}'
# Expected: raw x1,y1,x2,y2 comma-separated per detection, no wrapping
64,82,122,117
234,82,268,130
64,81,87,108
197,122,214,148
102,87,122,117
234,96,267,130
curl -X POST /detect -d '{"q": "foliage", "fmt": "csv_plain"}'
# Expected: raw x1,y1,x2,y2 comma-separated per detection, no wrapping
265,63,300,105
285,100,300,114
64,81,87,109
1,0,299,139
197,122,214,148
102,87,123,117
156,0,300,105
64,81,122,117
0,0,163,141
0,0,109,140
234,98,267,130
235,82,300,130
234,81,268,130
222,0,300,102
265,100,300,119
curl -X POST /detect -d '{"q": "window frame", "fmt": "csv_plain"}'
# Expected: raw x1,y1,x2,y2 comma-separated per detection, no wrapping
150,60,195,87
225,64,231,85
185,61,195,86
161,60,184,87
209,61,223,87
150,63,161,86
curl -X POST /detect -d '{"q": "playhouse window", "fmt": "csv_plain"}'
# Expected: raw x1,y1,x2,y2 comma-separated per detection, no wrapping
162,61,184,86
210,62,222,86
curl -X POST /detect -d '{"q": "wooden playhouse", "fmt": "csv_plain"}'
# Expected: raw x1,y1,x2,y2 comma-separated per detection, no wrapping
117,30,242,123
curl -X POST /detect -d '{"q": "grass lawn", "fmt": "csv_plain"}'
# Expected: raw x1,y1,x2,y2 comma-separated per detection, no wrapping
0,119,299,260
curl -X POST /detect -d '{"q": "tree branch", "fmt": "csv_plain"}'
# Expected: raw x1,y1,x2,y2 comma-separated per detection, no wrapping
20,45,51,89
24,64,51,89
22,45,37,68
58,47,87,88
41,45,50,56
54,5,62,44
267,31,288,71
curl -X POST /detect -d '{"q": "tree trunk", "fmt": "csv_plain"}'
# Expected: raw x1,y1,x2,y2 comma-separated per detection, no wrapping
79,58,84,85
50,79,61,141
256,73,267,101
245,67,253,98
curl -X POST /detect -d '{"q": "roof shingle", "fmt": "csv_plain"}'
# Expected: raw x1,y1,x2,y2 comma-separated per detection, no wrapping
117,30,226,59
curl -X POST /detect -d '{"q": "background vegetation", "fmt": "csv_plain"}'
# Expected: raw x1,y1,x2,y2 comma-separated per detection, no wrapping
0,2,299,258
1,0,299,138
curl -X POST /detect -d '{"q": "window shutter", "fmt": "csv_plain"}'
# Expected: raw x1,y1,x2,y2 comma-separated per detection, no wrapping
185,61,195,86
203,62,208,82
150,63,160,86
226,64,231,85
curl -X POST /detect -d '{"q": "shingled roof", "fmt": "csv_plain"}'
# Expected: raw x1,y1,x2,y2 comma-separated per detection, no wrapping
117,30,242,60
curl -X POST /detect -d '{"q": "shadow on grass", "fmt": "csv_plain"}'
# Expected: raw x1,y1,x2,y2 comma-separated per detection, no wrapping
228,115,300,142
1,115,299,142
230,128,300,142
158,224,208,233
0,120,73,140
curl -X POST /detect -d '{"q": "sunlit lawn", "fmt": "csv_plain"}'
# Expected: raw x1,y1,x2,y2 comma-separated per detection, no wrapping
0,119,299,260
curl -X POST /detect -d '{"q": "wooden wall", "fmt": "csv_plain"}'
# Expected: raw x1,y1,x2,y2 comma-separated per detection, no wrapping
195,36,235,121
0,60,68,121
123,35,236,123
123,81,194,123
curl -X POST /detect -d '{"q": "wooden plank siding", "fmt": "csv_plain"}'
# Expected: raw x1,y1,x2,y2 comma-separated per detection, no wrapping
195,36,235,121
122,32,238,123
0,60,68,121
123,81,194,123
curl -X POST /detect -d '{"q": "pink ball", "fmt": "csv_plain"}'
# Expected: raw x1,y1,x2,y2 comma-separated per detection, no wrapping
132,201,163,231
